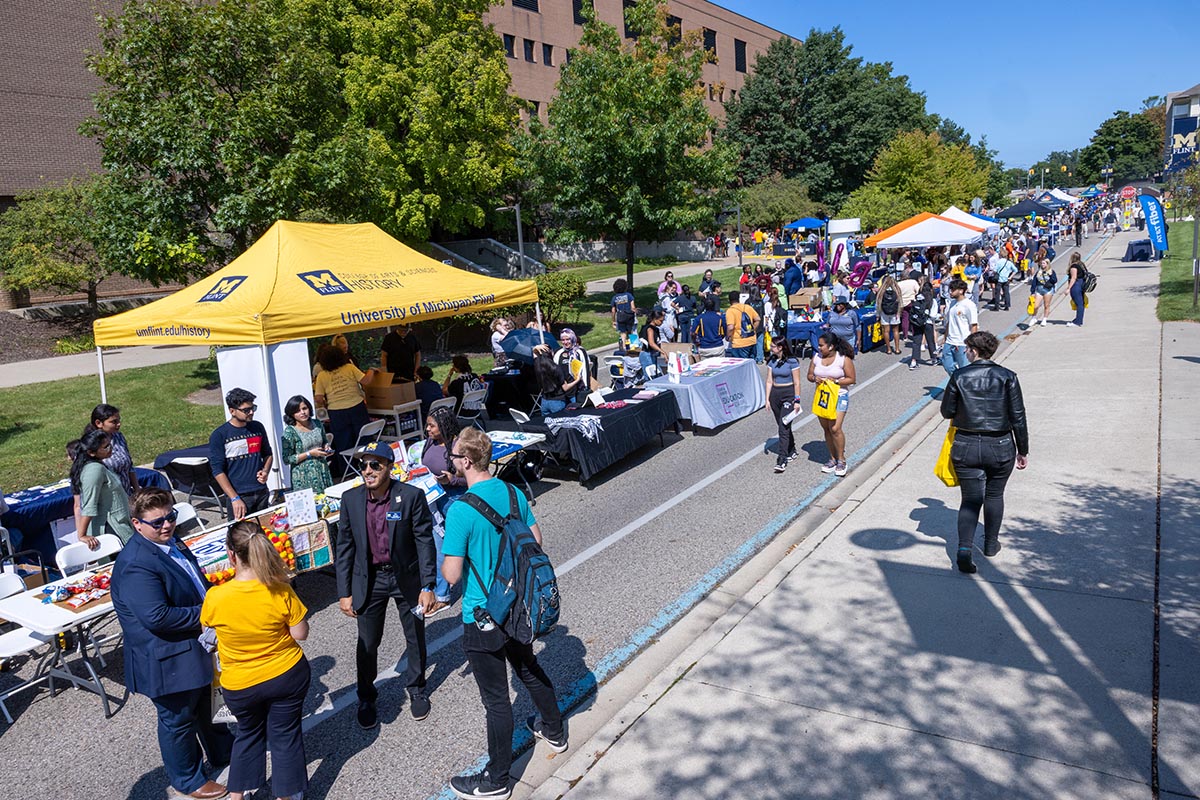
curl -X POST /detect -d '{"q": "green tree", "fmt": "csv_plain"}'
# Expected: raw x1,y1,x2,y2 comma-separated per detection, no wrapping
741,174,822,228
0,178,114,309
532,0,734,288
867,130,990,212
838,183,917,232
722,28,928,207
1077,110,1161,185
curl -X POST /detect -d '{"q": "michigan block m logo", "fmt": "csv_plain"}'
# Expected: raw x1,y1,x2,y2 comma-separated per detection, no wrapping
1173,131,1197,151
199,276,247,303
298,270,353,296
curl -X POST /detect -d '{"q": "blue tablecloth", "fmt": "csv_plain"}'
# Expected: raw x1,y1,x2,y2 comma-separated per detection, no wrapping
1,467,170,565
787,308,881,354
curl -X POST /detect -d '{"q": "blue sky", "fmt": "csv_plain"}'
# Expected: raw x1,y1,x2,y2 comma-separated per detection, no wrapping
720,0,1194,169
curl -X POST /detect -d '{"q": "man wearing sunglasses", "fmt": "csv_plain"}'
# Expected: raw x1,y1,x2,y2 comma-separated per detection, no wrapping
335,441,437,729
209,387,274,520
112,487,233,799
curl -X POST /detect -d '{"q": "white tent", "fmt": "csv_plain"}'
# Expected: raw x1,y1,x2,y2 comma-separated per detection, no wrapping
941,206,1000,234
1045,187,1079,204
866,213,986,249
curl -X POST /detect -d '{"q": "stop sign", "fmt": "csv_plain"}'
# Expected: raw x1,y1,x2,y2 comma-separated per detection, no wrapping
1120,186,1137,199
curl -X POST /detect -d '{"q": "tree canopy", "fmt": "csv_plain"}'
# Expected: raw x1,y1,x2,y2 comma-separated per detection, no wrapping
531,0,734,285
838,183,917,233
866,130,990,213
722,28,928,208
1077,110,1162,185
740,174,823,229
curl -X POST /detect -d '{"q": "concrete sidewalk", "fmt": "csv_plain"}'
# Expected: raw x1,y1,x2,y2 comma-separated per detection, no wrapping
0,344,211,388
530,233,1200,799
583,257,741,295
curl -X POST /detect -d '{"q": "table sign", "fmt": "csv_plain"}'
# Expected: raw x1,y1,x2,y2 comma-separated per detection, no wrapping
284,488,318,526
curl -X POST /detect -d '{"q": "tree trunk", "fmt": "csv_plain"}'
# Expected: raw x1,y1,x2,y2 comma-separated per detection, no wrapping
87,280,99,310
625,235,635,294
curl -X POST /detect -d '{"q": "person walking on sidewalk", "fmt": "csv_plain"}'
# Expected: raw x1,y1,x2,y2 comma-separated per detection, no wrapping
1029,258,1058,326
908,277,939,371
940,331,1029,574
1066,253,1088,327
442,428,566,800
765,338,803,473
808,332,856,478
941,279,978,376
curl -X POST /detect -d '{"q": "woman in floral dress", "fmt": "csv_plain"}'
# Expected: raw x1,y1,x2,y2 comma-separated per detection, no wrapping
281,395,333,494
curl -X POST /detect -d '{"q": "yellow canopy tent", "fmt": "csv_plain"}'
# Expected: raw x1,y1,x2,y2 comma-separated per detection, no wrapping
94,220,539,347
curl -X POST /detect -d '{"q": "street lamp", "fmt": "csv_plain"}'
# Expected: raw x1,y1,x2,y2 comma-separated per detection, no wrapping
496,203,526,278
1101,165,1114,191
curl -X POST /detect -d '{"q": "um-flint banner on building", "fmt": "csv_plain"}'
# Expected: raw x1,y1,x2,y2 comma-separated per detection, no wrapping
1166,115,1198,173
1139,195,1169,252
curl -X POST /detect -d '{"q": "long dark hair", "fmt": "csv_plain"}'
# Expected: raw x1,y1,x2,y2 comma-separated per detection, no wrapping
70,429,111,494
82,403,120,439
533,347,561,395
817,331,855,359
426,405,460,445
283,395,315,426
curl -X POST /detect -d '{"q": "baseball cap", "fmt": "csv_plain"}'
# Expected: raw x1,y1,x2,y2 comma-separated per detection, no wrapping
355,441,395,464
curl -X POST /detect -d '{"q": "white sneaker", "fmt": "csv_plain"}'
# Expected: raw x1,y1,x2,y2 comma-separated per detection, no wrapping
1066,322,1081,327
1040,319,1048,327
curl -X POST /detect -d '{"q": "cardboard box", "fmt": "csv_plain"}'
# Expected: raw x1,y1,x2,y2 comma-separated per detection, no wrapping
789,288,821,309
362,371,416,408
660,342,700,364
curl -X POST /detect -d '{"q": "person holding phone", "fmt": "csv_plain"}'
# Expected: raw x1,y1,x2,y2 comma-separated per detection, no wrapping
280,395,333,495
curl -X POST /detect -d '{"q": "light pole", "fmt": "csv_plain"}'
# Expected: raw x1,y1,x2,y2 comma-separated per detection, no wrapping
1101,165,1113,192
496,203,526,278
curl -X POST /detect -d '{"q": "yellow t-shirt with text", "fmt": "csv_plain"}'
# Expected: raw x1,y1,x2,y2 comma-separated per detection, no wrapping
200,579,307,691
314,363,366,410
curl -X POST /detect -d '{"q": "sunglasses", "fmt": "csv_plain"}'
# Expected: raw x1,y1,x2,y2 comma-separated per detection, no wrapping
137,509,179,529
235,404,258,414
359,460,389,472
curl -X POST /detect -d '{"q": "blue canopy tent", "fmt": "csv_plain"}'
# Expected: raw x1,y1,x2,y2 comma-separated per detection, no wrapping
970,212,1000,224
1080,185,1105,198
1035,191,1068,209
784,217,826,230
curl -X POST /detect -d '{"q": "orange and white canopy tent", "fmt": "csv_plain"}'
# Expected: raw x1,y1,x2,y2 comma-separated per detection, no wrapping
863,212,987,250
94,220,539,347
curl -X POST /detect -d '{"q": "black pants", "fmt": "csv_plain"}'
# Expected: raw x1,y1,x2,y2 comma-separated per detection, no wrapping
462,622,563,784
223,657,311,798
909,322,936,364
152,686,234,795
951,431,1016,550
328,402,370,478
355,565,426,702
991,282,1011,310
768,386,797,458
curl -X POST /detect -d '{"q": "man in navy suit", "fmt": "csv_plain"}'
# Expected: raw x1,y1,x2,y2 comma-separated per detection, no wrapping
112,487,232,799
336,442,437,729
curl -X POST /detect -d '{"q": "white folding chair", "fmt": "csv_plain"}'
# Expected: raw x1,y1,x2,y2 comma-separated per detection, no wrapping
428,396,458,417
54,533,125,666
172,502,204,534
0,573,54,723
378,400,425,446
339,418,387,476
457,388,490,430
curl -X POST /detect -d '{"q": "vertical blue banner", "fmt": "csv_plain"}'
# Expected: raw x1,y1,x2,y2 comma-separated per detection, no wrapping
1139,195,1168,252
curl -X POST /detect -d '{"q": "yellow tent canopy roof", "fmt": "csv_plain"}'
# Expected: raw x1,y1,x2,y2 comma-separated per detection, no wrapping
93,221,539,347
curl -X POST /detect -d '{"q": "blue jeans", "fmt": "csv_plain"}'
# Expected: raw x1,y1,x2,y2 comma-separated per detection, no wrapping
754,332,764,362
540,397,567,415
728,345,755,359
1070,281,1085,325
941,344,969,376
152,686,234,794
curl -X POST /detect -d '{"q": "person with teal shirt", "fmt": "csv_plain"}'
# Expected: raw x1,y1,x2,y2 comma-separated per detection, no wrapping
441,427,565,800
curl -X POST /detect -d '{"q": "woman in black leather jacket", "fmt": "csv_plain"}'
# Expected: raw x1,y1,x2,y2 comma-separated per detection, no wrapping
939,331,1029,574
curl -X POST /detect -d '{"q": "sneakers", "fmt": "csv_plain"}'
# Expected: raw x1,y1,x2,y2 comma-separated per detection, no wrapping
983,538,1002,558
787,450,799,464
527,715,569,753
774,458,787,474
1040,318,1048,327
909,360,918,371
820,459,837,474
409,689,431,721
1066,322,1081,327
834,461,847,477
356,700,378,729
449,771,510,799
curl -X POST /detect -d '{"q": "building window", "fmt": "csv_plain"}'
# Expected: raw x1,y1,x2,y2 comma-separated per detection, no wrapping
542,43,554,66
524,38,536,62
513,0,539,11
734,39,747,73
703,28,716,55
531,100,540,119
729,89,737,102
707,84,714,102
666,15,681,46
623,0,638,39
503,34,515,58
573,0,591,25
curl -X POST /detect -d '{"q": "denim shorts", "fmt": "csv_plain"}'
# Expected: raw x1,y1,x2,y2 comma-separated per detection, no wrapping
836,389,849,412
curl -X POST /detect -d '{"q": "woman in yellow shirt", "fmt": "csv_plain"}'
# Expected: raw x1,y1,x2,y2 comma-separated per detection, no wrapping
313,346,378,479
201,521,310,800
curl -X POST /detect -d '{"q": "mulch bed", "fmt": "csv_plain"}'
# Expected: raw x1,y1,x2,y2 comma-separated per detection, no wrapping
0,310,96,365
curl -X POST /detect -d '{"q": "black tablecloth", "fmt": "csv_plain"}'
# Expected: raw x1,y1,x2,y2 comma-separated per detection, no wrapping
1,467,170,565
153,445,209,469
524,389,681,481
1122,239,1153,262
484,368,537,416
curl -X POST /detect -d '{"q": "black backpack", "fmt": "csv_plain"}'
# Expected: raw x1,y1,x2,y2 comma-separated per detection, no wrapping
461,485,561,644
880,285,900,315
1079,265,1097,293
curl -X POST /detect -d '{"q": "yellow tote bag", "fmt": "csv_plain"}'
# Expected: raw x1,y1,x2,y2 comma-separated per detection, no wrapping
935,425,958,487
1069,296,1089,310
1026,293,1037,315
811,379,839,419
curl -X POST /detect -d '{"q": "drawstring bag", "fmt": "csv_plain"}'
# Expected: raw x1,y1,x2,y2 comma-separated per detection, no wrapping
934,425,958,487
1026,293,1037,315
811,379,839,420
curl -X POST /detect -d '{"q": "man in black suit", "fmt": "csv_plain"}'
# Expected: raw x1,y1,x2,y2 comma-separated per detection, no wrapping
336,442,437,728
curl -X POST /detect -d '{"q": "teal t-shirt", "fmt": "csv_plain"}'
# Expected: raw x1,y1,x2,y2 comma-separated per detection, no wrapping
443,478,536,624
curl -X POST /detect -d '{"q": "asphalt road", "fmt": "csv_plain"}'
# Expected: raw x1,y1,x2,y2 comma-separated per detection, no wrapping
0,233,1111,799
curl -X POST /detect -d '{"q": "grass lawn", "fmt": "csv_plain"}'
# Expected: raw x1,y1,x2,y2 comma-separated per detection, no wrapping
0,359,226,490
550,257,681,285
1158,219,1200,322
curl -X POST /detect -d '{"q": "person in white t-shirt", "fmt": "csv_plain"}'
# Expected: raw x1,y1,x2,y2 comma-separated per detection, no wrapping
941,278,978,376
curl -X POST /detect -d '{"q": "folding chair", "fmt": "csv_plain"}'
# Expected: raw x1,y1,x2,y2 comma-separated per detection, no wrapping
172,502,205,535
54,534,125,666
428,396,458,417
339,418,387,477
0,572,55,723
457,388,490,431
163,457,227,519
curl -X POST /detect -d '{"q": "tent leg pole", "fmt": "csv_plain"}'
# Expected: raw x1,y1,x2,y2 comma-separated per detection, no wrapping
96,346,107,403
535,302,545,346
